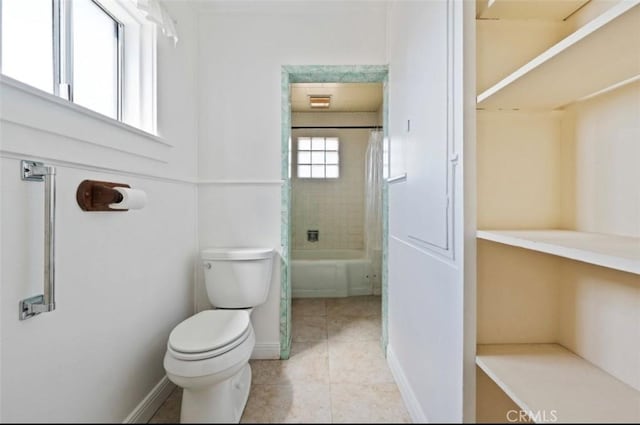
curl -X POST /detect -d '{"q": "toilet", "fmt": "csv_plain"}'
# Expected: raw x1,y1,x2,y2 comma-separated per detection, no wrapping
163,247,274,423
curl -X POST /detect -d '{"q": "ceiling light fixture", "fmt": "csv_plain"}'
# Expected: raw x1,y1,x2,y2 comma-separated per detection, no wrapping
309,95,331,109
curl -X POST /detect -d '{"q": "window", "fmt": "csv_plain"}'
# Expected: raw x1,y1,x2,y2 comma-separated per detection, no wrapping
71,0,122,119
297,137,339,179
1,0,156,132
1,0,54,93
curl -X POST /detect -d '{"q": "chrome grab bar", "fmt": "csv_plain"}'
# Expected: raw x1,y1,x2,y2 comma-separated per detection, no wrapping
20,160,56,320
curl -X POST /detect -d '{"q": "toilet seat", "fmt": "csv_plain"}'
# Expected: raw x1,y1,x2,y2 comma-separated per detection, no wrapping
168,310,251,361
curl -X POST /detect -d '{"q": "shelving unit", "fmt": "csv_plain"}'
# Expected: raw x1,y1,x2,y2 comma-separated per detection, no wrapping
477,1,640,109
477,230,640,275
476,0,590,21
475,0,640,422
477,344,640,423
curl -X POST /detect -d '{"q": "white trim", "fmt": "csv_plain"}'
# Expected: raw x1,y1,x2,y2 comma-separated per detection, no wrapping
292,288,373,298
387,344,429,423
1,75,167,146
573,74,640,105
251,343,281,360
0,118,167,164
387,173,407,184
123,376,175,424
292,288,348,298
198,180,284,186
0,151,197,186
390,235,456,267
1,76,172,164
349,287,374,296
0,151,287,187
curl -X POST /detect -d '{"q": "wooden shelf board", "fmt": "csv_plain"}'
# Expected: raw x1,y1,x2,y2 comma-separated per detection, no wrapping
477,344,640,423
477,1,640,110
477,230,640,275
477,0,589,21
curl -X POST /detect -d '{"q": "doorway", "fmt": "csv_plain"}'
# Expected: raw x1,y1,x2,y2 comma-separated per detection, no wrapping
279,65,389,359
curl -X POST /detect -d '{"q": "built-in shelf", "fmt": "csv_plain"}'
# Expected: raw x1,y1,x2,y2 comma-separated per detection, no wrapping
387,173,407,184
477,1,640,110
477,344,640,423
477,0,589,21
477,230,640,275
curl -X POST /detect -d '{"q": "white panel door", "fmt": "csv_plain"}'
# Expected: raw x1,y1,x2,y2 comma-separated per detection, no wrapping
387,0,475,422
388,0,451,252
404,0,450,251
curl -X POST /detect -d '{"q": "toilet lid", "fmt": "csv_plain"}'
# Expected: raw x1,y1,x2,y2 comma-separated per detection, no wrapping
168,310,250,354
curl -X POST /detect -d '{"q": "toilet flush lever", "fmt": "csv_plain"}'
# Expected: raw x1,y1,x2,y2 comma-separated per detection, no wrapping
204,262,212,269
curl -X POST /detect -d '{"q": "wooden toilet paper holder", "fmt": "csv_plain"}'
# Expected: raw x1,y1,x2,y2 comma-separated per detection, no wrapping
76,180,131,211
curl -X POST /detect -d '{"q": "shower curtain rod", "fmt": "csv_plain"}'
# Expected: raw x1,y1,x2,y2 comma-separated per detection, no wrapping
291,126,382,130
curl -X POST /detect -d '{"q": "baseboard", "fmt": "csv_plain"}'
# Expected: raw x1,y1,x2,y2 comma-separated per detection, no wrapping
292,289,375,298
348,287,374,296
123,375,176,424
251,342,281,359
387,344,429,423
292,289,347,298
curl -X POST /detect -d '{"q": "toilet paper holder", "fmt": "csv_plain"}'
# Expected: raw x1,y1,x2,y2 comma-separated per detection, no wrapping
76,179,131,211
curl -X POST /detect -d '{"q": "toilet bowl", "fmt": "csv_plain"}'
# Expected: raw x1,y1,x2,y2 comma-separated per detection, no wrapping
164,310,255,423
163,247,274,423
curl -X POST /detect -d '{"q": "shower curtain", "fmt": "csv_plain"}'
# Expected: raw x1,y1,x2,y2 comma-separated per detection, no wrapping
364,130,384,262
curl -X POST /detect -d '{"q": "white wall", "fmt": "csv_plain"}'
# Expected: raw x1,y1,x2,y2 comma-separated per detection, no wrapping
570,82,640,237
195,0,387,357
559,82,640,392
477,111,564,229
0,3,199,422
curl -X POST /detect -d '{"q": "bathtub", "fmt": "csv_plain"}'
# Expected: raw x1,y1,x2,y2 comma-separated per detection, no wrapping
291,249,373,298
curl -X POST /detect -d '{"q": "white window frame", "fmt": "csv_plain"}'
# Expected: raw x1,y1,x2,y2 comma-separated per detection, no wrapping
96,0,157,133
55,0,124,120
296,136,340,179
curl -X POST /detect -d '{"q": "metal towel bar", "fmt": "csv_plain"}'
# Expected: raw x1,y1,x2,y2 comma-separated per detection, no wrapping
19,160,56,320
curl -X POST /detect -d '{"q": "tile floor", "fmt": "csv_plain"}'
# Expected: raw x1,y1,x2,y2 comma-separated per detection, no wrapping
149,295,410,423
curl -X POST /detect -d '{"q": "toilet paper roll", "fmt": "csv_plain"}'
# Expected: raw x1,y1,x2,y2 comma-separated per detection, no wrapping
109,187,147,210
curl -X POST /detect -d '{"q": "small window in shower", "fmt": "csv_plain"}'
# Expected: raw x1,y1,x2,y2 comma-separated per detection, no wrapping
297,137,339,179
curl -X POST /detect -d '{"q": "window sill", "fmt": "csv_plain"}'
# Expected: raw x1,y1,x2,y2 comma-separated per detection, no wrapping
0,75,172,163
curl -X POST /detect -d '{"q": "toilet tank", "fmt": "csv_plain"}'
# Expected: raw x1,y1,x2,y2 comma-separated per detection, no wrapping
201,248,274,308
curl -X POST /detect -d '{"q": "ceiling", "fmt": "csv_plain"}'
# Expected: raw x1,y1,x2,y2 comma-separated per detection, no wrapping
291,83,383,113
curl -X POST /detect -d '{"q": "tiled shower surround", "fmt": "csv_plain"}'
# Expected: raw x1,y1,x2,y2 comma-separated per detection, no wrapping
291,126,371,251
282,67,389,359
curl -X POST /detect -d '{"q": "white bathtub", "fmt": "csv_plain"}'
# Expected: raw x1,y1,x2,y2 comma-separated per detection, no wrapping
291,249,373,298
